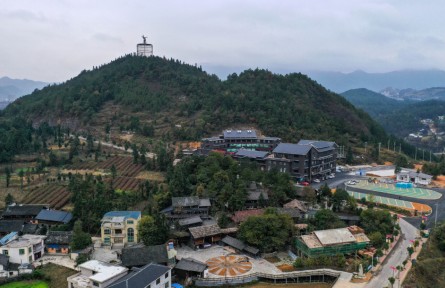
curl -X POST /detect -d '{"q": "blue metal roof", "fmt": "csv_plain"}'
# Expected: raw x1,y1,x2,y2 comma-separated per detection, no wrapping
297,140,336,152
103,211,141,220
0,232,17,245
36,210,73,224
273,143,312,155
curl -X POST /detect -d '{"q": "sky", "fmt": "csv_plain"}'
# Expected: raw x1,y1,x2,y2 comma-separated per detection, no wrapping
1,0,445,82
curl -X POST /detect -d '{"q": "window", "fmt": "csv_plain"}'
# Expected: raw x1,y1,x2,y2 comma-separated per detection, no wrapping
104,228,111,235
2,250,8,255
156,278,160,284
92,281,99,287
19,249,25,255
29,256,32,263
127,228,134,243
127,220,134,224
115,229,122,235
104,237,110,245
165,272,169,278
165,282,169,288
28,247,32,253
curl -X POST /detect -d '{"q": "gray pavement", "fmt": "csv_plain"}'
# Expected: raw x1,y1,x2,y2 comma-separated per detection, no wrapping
365,218,418,288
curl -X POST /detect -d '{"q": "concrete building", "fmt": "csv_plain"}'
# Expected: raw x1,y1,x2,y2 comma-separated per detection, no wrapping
201,130,281,154
1,234,46,264
396,170,433,185
67,260,128,288
266,140,337,181
101,211,141,247
295,227,369,257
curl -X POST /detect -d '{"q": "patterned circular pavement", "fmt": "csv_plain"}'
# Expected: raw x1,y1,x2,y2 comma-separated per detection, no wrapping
206,255,253,277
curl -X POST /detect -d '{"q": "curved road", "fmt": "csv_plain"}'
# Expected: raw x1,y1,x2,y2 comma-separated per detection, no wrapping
365,218,418,288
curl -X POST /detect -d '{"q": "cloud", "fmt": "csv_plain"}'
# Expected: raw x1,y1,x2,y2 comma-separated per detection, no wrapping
92,33,124,44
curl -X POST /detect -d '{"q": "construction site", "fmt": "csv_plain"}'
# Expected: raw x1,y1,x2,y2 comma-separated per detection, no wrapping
295,226,370,257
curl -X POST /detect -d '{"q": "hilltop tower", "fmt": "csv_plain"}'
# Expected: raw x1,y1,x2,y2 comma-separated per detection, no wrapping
137,35,153,57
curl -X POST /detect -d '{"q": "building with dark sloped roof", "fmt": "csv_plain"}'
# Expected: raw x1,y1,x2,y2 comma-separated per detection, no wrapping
120,244,169,267
221,236,260,257
45,231,73,254
201,129,281,154
108,263,171,288
35,210,72,225
165,197,211,220
175,258,207,279
266,140,337,181
2,204,48,221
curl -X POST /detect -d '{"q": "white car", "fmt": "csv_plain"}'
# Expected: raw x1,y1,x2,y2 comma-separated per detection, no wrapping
313,179,320,183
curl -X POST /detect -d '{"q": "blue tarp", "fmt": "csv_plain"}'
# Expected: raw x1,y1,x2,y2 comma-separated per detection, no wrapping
172,284,183,288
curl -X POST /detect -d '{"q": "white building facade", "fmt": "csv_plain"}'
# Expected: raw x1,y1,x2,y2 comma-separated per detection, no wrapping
1,235,45,264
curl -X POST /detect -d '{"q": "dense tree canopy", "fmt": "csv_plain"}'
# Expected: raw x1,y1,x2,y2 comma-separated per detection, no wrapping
238,208,294,252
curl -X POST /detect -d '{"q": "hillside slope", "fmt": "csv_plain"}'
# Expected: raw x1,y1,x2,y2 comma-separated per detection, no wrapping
2,55,386,145
341,88,409,118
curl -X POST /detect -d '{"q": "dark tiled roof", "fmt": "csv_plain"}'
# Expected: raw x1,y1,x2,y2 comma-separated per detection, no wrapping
235,150,269,159
36,210,73,224
189,224,221,239
0,220,25,233
223,130,257,139
273,143,312,155
22,223,38,234
45,231,73,245
283,199,308,213
121,244,168,267
2,205,46,217
221,236,245,251
277,207,301,218
108,263,171,288
247,191,269,201
244,245,260,255
178,216,202,227
297,140,337,152
175,258,207,273
172,197,200,207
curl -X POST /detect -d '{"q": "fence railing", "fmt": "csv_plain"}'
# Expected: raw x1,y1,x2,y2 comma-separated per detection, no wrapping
194,269,341,286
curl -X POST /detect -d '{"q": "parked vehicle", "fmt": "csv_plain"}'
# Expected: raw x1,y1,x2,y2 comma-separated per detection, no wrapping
313,179,320,183
301,181,310,186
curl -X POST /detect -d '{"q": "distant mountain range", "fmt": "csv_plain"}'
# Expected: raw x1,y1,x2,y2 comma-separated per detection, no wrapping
0,76,48,103
305,70,445,93
380,87,445,101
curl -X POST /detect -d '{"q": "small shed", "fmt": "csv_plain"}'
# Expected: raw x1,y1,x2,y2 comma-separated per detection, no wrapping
45,231,73,254
188,225,221,248
175,258,207,279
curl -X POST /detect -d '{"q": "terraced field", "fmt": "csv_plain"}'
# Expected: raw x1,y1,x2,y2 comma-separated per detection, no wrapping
21,184,70,209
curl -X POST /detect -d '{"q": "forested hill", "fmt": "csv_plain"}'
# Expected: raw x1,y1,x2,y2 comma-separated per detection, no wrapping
1,54,386,145
341,88,409,118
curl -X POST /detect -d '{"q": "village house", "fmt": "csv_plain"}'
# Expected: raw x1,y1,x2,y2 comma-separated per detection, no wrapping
107,263,172,288
120,244,170,268
174,258,208,280
245,182,269,209
67,260,128,288
35,210,72,226
0,234,46,264
2,204,48,222
101,211,141,247
0,220,39,237
164,197,211,220
189,224,222,249
396,170,433,185
45,231,72,255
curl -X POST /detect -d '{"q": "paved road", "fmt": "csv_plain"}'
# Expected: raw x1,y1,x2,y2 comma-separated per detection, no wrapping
78,136,156,159
365,218,418,288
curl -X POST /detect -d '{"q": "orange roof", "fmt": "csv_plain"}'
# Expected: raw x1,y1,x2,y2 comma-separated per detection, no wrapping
231,209,265,224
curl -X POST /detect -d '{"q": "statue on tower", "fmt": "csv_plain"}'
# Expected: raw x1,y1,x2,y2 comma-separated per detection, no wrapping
142,35,147,44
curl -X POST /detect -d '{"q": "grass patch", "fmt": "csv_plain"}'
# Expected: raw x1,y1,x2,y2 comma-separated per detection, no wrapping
0,281,48,288
39,263,77,288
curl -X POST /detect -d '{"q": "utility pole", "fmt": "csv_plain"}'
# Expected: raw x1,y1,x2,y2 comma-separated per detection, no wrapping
365,142,367,154
387,139,390,150
423,150,425,161
430,151,432,163
378,142,381,154
399,143,401,153
415,147,417,161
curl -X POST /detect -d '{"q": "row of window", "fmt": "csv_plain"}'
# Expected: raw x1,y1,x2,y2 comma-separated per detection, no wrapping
103,228,135,242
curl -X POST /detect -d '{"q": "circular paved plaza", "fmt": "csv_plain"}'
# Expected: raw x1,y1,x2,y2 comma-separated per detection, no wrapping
206,255,253,277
